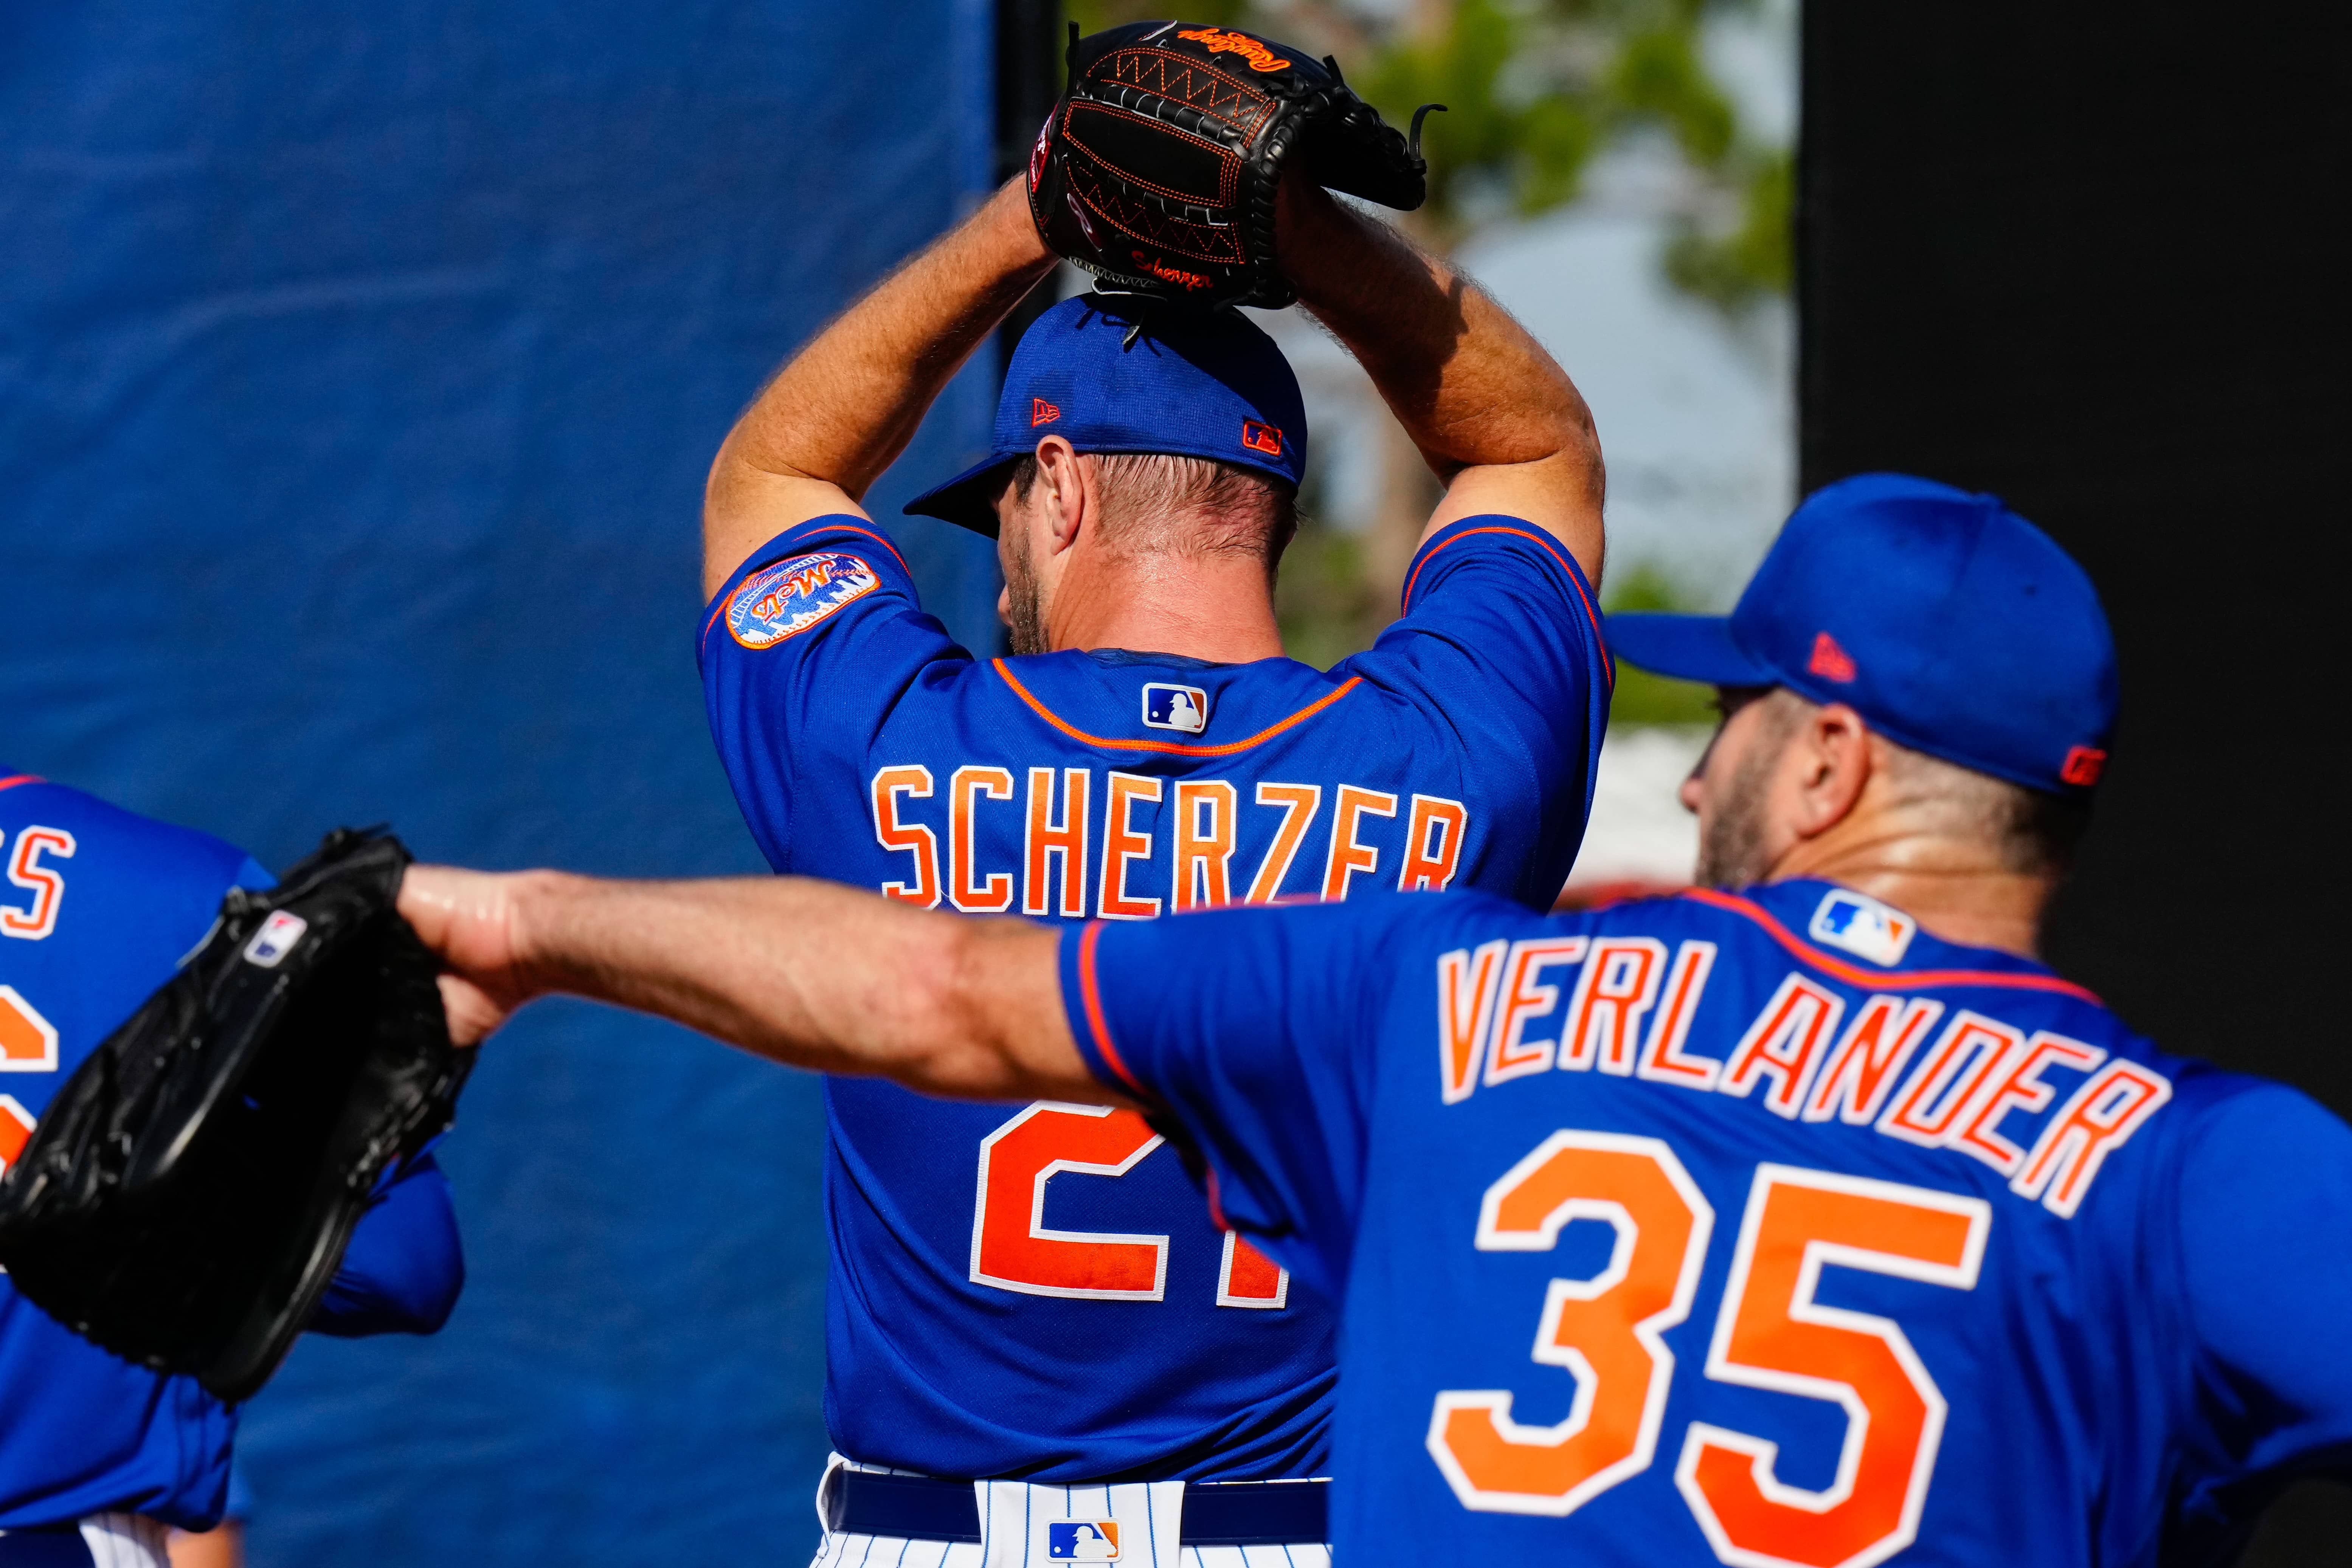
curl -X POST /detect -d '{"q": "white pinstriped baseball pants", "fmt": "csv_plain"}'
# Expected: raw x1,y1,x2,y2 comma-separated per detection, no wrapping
808,1456,1333,1568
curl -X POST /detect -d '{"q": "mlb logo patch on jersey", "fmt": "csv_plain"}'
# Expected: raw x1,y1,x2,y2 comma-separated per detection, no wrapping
1046,1520,1120,1560
1807,888,1917,966
726,552,880,650
242,910,309,969
1141,682,1209,735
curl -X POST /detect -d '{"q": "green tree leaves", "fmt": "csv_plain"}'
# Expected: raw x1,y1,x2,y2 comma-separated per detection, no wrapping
1367,0,1787,313
1601,563,1719,726
1061,0,1788,313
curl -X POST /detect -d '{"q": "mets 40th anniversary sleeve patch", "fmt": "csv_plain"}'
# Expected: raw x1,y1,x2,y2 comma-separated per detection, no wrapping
726,552,881,649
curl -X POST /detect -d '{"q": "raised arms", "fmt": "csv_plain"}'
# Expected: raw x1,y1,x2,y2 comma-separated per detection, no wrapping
397,865,1102,1105
702,179,1056,600
704,168,1603,600
1278,183,1605,581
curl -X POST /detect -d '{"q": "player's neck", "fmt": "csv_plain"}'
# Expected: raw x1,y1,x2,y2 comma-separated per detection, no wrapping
1769,825,2057,960
1045,550,1285,663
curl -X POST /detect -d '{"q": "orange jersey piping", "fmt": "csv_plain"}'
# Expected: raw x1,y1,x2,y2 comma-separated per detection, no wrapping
1680,886,2102,1002
1400,524,1614,690
0,775,40,794
1074,922,1145,1096
995,661,1361,757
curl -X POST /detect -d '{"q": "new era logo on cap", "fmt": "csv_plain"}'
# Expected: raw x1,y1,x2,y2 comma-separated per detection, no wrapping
1032,397,1061,427
1046,1520,1120,1560
1808,631,1857,683
1241,419,1283,457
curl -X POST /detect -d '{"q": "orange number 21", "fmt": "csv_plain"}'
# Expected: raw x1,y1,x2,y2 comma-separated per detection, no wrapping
968,1102,1289,1307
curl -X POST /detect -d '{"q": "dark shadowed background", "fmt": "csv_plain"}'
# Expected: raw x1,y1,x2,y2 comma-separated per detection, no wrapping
1801,3,2350,1559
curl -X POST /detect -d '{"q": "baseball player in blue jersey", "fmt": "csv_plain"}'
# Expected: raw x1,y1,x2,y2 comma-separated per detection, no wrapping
696,155,1607,1563
400,473,2351,1565
0,771,464,1568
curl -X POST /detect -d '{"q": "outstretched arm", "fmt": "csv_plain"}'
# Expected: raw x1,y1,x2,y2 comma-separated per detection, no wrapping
703,178,1056,599
1278,183,1604,580
397,866,1107,1105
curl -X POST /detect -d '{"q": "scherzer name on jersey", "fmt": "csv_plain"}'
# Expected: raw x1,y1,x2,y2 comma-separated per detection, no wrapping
697,513,1612,1482
869,764,1471,916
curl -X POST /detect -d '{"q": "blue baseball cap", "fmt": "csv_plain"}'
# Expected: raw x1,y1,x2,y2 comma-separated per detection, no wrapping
1605,473,2118,794
904,293,1308,536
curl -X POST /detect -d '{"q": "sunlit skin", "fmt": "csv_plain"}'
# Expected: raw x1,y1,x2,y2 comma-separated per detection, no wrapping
398,862,1089,1095
703,170,1604,657
166,1523,243,1568
988,435,1286,661
984,172,1608,661
1681,688,2054,957
483,156,1616,1076
403,687,2063,1056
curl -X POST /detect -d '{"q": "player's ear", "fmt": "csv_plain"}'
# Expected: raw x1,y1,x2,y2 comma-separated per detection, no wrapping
1034,436,1086,555
1793,702,1874,838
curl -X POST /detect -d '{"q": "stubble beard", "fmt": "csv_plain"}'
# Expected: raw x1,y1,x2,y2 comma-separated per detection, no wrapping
1002,526,1050,656
1693,735,1781,892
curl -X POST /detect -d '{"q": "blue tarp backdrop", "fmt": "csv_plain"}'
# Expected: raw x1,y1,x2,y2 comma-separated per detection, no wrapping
2,2,1001,1560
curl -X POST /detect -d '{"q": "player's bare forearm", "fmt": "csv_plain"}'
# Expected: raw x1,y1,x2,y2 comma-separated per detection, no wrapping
1277,180,1604,579
701,177,1057,598
397,865,1111,1106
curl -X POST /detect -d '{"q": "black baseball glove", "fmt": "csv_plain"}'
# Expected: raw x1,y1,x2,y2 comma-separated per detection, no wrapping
0,828,470,1403
1027,20,1441,309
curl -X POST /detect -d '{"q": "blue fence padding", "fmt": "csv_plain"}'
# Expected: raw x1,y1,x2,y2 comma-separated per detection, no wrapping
0,2,998,1561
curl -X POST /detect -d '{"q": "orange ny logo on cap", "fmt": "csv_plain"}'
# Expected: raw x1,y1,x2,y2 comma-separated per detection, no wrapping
2060,746,2107,786
1807,631,1857,683
1240,419,1283,458
1032,397,1061,427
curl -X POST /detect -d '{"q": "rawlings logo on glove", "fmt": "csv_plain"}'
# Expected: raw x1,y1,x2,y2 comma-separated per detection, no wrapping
1174,26,1291,72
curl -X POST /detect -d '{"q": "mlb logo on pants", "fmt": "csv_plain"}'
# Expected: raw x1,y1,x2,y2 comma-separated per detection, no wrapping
1046,1519,1120,1560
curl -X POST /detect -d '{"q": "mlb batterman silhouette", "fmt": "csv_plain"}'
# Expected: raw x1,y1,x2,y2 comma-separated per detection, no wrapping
1062,1522,1118,1561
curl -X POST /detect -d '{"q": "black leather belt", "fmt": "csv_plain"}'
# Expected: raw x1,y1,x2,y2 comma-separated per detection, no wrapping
825,1468,1329,1546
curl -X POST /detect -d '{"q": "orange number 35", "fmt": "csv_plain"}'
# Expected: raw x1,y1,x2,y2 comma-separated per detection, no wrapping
1430,1132,1990,1568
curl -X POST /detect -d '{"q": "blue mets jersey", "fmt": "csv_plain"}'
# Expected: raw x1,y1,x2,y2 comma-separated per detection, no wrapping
0,770,465,1531
1060,878,2352,1564
700,513,1610,1481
